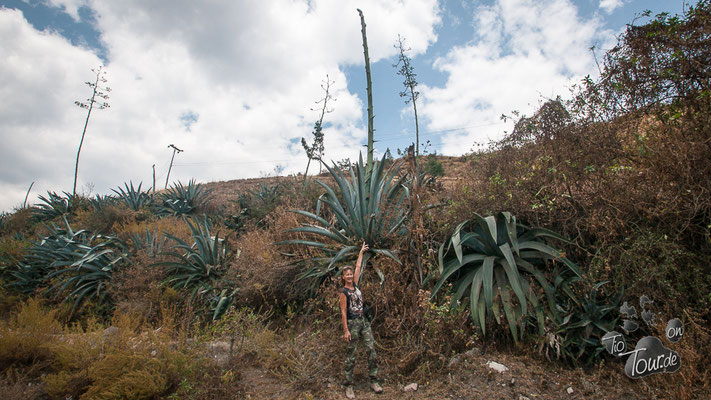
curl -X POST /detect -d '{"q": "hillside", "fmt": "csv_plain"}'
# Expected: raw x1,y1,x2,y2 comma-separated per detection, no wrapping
2,3,711,400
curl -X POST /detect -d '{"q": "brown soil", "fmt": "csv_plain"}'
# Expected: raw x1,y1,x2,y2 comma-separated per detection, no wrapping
229,337,653,400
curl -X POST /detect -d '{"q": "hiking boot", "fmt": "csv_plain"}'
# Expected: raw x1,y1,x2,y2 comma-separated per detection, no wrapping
345,386,355,399
370,381,383,394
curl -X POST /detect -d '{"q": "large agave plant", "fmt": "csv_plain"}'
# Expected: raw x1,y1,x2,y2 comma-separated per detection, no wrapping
277,153,408,283
12,217,127,311
112,181,152,211
156,179,212,216
33,191,73,220
157,217,236,319
431,212,581,341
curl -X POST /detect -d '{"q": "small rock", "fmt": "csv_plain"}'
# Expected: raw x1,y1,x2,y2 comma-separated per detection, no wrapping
464,347,481,358
518,396,531,400
150,350,157,357
403,383,418,392
567,386,574,395
104,326,119,337
486,361,509,373
447,356,461,368
510,378,515,386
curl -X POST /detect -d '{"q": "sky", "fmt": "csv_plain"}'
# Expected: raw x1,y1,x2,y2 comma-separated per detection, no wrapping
0,0,687,212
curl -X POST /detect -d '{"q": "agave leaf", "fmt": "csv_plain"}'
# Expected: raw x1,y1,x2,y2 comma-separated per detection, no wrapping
482,256,495,311
326,245,358,271
451,220,468,264
498,244,527,316
450,268,478,309
496,268,518,340
370,248,402,265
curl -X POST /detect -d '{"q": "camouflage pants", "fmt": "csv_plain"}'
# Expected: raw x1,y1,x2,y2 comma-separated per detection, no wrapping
344,316,378,386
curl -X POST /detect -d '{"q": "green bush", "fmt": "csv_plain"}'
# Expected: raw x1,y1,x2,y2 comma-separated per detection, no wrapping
423,155,444,177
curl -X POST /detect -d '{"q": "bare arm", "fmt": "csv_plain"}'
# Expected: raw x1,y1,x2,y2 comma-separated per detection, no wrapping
340,292,351,342
354,242,369,286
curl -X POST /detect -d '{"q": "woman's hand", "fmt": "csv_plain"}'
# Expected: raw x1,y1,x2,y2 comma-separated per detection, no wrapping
344,330,351,342
360,241,369,254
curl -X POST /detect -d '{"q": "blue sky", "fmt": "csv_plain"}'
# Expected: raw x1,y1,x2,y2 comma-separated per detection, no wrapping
0,0,687,211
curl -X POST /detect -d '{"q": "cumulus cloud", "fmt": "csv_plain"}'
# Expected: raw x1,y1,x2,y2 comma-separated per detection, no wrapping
45,0,89,21
0,0,440,211
419,0,616,155
600,0,624,14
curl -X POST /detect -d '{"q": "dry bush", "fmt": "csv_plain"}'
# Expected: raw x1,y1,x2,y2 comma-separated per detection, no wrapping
0,298,62,371
108,249,166,323
114,215,192,244
0,208,36,237
72,203,135,234
0,298,215,399
0,369,43,400
229,206,307,307
209,306,339,393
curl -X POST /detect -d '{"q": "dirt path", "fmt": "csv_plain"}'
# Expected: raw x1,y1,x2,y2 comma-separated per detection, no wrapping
231,344,647,400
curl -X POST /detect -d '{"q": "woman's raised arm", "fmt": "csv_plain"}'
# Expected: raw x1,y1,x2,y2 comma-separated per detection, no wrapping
354,242,368,286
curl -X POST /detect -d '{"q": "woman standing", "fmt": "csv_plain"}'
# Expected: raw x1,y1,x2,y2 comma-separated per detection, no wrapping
340,242,383,398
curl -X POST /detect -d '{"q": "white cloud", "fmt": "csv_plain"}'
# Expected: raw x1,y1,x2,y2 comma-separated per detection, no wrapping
420,0,616,155
600,0,624,14
0,0,440,211
44,0,89,21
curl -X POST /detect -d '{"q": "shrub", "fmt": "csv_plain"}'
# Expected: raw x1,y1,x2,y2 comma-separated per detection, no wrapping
0,298,62,370
423,155,445,177
73,202,134,234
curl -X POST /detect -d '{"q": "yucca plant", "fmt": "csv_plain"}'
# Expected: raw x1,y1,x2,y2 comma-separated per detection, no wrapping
112,181,152,211
89,194,117,211
33,191,72,221
129,228,165,257
277,153,408,283
431,212,582,341
248,182,281,202
157,217,237,319
11,217,127,311
156,179,212,216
